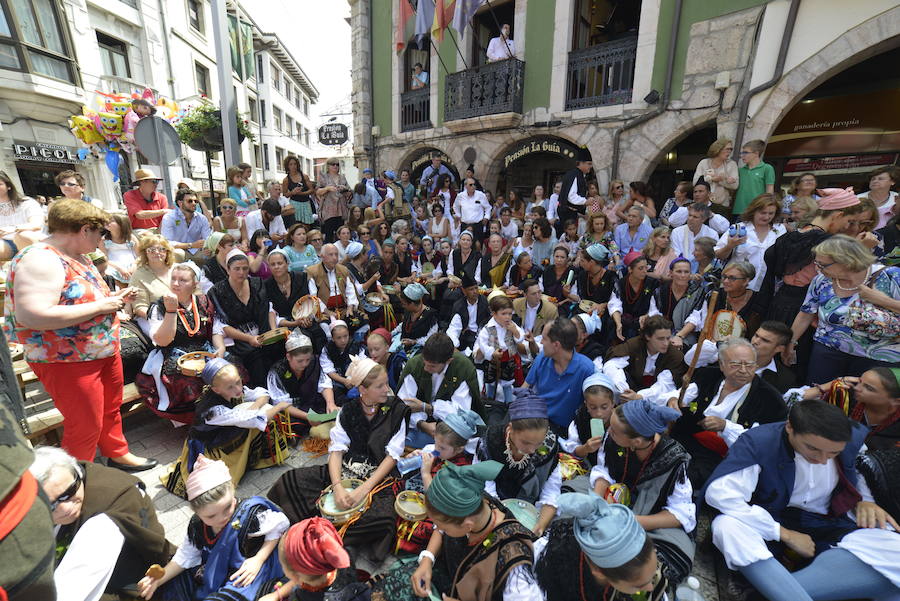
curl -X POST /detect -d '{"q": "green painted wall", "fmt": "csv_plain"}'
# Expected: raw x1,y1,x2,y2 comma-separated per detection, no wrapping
372,0,394,135
435,29,461,126
652,0,769,100
523,0,556,111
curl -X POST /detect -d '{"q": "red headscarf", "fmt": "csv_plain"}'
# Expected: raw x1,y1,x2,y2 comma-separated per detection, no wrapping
369,327,392,345
283,517,350,575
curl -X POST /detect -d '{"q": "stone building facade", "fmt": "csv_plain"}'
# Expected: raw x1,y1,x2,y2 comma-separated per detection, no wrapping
350,0,900,198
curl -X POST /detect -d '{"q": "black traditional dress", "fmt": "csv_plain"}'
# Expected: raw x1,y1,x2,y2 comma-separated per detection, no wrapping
757,226,831,322
267,397,411,562
267,355,329,436
321,338,363,405
480,252,512,288
595,435,695,584
535,519,669,601
399,306,438,356
506,262,543,289
614,276,659,340
135,294,245,424
202,258,228,289
164,387,288,498
475,424,561,506
264,272,326,353
542,264,577,303
209,276,282,386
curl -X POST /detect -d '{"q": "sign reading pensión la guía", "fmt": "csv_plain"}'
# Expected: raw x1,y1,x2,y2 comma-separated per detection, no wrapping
318,123,349,146
502,136,578,168
13,141,79,164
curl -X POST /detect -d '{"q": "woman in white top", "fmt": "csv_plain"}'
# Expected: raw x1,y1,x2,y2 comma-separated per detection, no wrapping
693,138,739,213
512,220,535,259
103,213,139,283
429,201,451,241
714,193,785,291
212,198,248,248
0,171,44,261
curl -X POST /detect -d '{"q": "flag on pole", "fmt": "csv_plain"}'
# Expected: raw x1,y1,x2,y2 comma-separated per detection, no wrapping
414,0,435,49
395,0,416,53
451,0,484,40
431,0,456,43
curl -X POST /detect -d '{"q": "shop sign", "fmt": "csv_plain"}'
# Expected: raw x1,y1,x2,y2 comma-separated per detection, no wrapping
410,150,451,171
318,123,349,146
783,154,897,175
13,141,80,164
502,136,578,168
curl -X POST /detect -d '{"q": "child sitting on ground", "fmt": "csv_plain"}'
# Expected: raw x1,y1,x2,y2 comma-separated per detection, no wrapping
319,320,362,406
139,455,288,600
163,357,292,498
562,373,618,472
476,294,527,404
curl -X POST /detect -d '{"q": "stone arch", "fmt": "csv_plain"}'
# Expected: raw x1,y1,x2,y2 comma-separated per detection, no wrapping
617,108,720,184
743,6,900,143
396,145,460,185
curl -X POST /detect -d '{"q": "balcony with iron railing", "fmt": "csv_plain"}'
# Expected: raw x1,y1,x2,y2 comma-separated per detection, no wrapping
400,86,431,132
565,36,638,110
444,58,524,123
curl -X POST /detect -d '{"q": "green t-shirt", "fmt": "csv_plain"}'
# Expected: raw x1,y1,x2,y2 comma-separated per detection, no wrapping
733,161,775,215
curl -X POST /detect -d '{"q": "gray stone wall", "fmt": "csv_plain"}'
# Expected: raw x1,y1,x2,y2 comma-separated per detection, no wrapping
349,0,373,170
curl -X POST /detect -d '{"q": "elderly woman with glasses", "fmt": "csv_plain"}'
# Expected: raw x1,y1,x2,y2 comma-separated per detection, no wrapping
676,260,763,344
315,158,350,242
129,233,177,330
30,446,173,601
5,199,153,469
788,234,900,384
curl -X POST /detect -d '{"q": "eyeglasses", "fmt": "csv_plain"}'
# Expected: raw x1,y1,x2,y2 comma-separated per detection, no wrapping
147,246,168,254
328,163,339,167
50,471,82,511
60,182,80,188
613,186,623,190
721,275,748,281
359,231,370,236
739,150,755,155
814,260,835,271
727,361,756,370
309,237,322,242
221,205,235,211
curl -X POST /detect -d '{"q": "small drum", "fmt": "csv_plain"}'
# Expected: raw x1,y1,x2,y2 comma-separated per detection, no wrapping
318,478,368,525
292,295,323,321
711,309,746,341
176,351,216,377
365,292,387,307
579,299,598,314
259,327,290,345
394,490,427,522
446,275,462,287
604,482,632,507
502,498,539,531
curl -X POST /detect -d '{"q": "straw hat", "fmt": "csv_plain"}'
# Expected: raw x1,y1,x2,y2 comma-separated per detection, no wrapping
133,168,161,183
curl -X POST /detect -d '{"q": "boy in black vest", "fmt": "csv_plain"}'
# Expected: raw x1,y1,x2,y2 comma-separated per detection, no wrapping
705,400,899,601
446,272,490,355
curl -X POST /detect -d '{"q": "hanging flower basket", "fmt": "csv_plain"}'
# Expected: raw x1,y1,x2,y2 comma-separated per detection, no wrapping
176,103,253,152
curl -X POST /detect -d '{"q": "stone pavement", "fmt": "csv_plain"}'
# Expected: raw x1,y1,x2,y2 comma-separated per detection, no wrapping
123,411,729,600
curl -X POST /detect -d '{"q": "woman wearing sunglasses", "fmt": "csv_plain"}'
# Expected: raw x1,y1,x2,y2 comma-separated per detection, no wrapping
30,442,172,600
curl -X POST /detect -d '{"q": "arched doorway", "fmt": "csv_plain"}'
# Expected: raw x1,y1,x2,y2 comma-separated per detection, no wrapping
645,124,717,203
764,46,900,191
403,147,460,190
493,135,580,201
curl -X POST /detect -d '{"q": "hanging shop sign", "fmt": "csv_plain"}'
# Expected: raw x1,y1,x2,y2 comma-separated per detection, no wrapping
783,154,897,175
767,89,900,157
410,149,453,172
318,123,349,146
501,136,579,168
13,141,80,164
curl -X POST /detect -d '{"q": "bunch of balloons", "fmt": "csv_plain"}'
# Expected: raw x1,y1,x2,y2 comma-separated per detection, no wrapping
68,88,180,181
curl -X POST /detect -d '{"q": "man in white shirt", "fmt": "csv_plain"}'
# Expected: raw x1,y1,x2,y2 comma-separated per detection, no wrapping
244,198,287,244
858,166,899,229
546,181,561,226
447,273,490,353
671,203,719,258
704,400,899,601
667,181,729,235
266,179,295,227
486,23,515,62
512,279,558,358
453,177,491,243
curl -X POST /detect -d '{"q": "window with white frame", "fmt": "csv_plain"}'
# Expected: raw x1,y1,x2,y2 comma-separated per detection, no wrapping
187,0,203,33
97,32,129,78
303,96,309,116
271,62,281,91
275,146,285,168
195,62,211,97
285,116,293,139
0,0,78,83
263,143,270,170
273,106,283,132
248,97,258,123
253,144,261,168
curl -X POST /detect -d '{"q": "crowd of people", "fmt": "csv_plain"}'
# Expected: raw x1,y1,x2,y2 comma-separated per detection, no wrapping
0,139,899,601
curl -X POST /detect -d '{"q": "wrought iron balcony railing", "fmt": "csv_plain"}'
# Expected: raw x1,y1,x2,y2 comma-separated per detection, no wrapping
400,87,431,132
444,58,524,121
565,36,638,110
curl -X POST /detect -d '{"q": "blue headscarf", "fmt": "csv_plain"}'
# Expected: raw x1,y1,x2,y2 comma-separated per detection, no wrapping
586,243,610,262
558,492,647,568
508,387,548,421
620,398,681,438
403,282,428,301
201,357,231,386
443,408,485,441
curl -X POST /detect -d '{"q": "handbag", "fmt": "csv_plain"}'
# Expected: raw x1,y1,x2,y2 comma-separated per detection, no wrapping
844,267,900,339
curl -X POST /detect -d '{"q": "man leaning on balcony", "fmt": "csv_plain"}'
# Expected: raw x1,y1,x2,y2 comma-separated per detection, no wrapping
487,23,515,62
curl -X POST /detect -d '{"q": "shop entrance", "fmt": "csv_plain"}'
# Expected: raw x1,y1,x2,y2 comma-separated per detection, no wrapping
15,162,67,198
495,135,580,202
646,125,718,203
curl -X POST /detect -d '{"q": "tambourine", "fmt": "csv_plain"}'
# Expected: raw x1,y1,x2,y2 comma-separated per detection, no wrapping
394,490,427,522
292,295,323,321
365,292,387,307
176,351,216,376
711,309,746,341
318,478,368,525
446,275,462,287
259,327,290,345
578,299,598,314
501,498,539,531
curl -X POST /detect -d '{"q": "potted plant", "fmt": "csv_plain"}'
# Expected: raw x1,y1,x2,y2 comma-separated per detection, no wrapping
175,102,254,152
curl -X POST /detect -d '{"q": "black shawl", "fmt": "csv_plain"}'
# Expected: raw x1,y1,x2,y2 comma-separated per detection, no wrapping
476,424,559,504
264,272,309,320
339,396,410,467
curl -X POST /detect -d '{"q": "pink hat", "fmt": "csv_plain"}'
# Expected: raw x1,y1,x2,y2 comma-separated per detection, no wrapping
623,250,643,267
817,187,859,210
186,454,232,501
